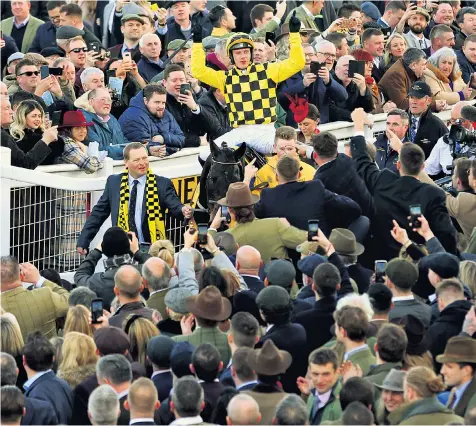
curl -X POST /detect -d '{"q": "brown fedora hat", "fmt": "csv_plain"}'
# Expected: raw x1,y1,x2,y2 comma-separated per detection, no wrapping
436,336,476,364
329,228,364,256
217,182,259,208
185,286,232,322
248,340,292,376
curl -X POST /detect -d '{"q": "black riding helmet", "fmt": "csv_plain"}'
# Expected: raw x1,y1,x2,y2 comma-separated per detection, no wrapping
226,33,255,65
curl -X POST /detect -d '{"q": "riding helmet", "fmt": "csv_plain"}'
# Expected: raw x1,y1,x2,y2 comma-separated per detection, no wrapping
226,33,254,64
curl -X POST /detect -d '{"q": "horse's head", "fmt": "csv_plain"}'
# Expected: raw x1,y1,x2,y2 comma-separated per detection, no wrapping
207,142,247,206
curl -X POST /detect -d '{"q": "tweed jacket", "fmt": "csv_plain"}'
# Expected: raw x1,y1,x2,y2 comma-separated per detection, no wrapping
244,385,288,425
172,326,232,365
1,280,69,339
346,346,376,376
146,289,169,321
285,5,319,31
0,15,44,52
445,191,476,237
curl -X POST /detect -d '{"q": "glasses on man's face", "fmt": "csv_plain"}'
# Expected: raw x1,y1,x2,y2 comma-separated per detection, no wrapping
69,47,88,54
317,52,336,60
19,71,39,77
93,98,112,103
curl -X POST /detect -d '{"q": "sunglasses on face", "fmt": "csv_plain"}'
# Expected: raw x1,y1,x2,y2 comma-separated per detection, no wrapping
19,71,39,76
69,47,88,53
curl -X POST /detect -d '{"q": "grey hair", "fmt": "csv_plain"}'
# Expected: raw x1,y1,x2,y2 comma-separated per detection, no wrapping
336,293,374,321
429,24,453,41
215,38,227,56
312,39,335,52
0,352,18,386
80,67,104,85
274,394,308,425
336,54,355,68
88,385,120,425
142,258,171,291
68,287,97,308
0,256,20,285
96,355,132,385
172,376,204,417
139,33,160,48
402,47,426,67
429,47,461,79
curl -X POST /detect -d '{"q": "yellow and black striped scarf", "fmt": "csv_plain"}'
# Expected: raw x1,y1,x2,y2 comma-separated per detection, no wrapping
117,169,166,242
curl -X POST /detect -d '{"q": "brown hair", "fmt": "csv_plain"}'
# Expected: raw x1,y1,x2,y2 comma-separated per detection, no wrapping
275,126,297,143
123,142,147,161
334,306,369,342
454,157,472,190
277,155,300,182
399,143,425,176
231,206,255,224
403,351,434,371
405,366,445,397
220,269,240,297
64,305,93,337
164,63,185,80
460,260,476,297
312,132,338,159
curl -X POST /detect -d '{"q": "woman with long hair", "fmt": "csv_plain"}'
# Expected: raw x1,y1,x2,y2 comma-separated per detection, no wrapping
58,110,102,174
125,315,159,367
384,33,408,71
0,314,27,388
149,240,175,268
64,305,94,337
57,332,99,388
424,47,475,105
388,366,464,425
10,100,64,165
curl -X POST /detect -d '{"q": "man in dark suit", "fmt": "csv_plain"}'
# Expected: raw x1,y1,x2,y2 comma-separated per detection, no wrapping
77,143,189,254
28,1,64,53
108,14,143,62
350,108,457,260
1,352,58,425
23,332,73,425
230,347,259,391
256,286,307,394
147,336,175,403
236,246,265,294
313,132,375,220
124,378,160,425
255,155,362,236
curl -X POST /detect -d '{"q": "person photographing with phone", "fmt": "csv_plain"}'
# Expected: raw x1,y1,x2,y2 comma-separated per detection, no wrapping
190,11,305,154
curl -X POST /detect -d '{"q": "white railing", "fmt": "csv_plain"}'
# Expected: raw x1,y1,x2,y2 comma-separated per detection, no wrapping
0,109,454,272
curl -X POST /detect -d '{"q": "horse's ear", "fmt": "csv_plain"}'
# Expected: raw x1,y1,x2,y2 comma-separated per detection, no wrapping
198,156,206,167
234,142,247,161
210,141,220,159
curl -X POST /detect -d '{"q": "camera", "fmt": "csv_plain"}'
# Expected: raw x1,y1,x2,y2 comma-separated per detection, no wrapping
447,122,476,158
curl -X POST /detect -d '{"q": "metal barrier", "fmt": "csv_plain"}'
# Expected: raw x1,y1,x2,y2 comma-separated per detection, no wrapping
0,109,454,272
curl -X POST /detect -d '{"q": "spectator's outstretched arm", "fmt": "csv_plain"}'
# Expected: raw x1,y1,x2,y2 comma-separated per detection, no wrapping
174,229,200,294
74,248,102,287
268,33,305,84
209,243,248,290
277,218,307,249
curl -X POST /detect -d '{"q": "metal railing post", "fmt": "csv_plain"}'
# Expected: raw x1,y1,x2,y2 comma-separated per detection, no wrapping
0,147,12,256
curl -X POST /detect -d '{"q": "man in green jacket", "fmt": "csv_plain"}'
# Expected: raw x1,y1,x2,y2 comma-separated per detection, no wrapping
365,324,407,398
297,348,342,425
335,306,376,376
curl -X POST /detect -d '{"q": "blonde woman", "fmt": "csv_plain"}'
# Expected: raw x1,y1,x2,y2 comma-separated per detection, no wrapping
125,315,159,366
459,260,476,296
149,240,175,268
384,33,408,71
424,47,475,105
0,315,27,388
64,305,94,337
388,366,464,425
57,332,99,388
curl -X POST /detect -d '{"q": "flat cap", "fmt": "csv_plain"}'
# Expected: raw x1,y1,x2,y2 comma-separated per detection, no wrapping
423,253,460,279
297,254,328,277
56,26,85,39
147,335,175,368
265,260,296,290
164,287,193,314
256,286,290,311
121,14,145,25
167,39,192,51
94,326,130,356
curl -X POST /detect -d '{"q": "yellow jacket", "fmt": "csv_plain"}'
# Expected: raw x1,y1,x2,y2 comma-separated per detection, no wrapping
251,155,316,195
191,33,305,127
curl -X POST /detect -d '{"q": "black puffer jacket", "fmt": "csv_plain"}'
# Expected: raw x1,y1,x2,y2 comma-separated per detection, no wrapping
198,90,232,142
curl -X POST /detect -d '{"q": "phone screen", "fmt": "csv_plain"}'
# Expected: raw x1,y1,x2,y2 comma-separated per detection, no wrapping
180,83,191,95
51,111,61,126
89,42,100,53
91,299,104,324
410,205,422,216
123,51,132,63
40,65,50,79
410,204,422,228
197,224,208,245
308,220,319,241
221,205,229,216
375,260,387,283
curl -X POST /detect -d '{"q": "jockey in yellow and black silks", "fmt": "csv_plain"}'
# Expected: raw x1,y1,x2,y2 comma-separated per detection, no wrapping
190,12,305,155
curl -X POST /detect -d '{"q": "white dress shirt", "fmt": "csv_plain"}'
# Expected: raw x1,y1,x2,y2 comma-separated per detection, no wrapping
128,173,147,243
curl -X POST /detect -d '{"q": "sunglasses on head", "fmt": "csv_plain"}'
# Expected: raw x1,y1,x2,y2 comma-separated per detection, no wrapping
69,47,88,53
19,71,39,77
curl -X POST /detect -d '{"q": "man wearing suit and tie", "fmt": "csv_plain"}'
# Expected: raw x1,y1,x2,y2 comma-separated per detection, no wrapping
77,142,191,254
0,0,44,53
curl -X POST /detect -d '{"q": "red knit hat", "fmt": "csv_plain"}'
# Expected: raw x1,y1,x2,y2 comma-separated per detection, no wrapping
351,48,374,63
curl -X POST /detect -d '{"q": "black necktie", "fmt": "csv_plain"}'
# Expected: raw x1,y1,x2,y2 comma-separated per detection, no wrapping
129,180,138,235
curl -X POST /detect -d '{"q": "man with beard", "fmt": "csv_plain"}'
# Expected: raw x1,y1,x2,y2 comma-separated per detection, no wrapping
119,84,185,157
402,8,431,49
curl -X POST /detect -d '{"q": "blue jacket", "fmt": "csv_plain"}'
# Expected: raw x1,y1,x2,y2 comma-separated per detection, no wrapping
80,109,129,160
456,49,476,84
308,75,348,124
24,371,73,425
118,91,184,149
28,21,57,53
137,56,165,82
277,72,307,127
23,396,58,425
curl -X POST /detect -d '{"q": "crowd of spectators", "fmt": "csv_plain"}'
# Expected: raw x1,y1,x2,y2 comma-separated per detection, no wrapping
1,0,476,425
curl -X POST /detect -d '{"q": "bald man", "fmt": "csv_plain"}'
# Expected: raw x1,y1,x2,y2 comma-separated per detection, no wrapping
142,257,170,320
236,246,264,293
109,265,157,328
124,378,160,425
425,101,473,177
226,394,262,425
137,33,164,82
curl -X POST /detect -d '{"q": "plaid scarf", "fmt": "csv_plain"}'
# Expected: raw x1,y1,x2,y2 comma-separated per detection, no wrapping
365,76,380,100
117,169,166,243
